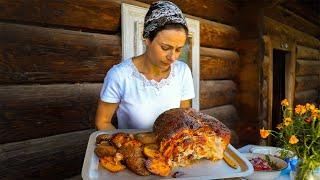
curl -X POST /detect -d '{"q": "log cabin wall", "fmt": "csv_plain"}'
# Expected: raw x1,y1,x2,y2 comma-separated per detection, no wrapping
262,2,320,137
233,2,265,146
0,0,240,178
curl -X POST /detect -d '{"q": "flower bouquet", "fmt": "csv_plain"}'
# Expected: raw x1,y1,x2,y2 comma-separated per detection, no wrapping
260,99,320,179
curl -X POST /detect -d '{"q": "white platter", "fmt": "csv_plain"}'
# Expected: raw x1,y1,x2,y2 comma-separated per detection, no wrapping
82,129,253,180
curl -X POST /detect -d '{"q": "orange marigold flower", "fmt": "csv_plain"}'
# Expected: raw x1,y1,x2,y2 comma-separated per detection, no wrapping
283,117,292,126
311,107,318,114
312,111,320,119
276,123,283,130
281,99,289,107
289,135,299,144
306,103,311,109
306,103,316,111
295,105,307,115
260,128,270,139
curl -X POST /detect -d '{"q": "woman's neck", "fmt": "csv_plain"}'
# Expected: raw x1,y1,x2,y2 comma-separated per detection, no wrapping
133,54,171,82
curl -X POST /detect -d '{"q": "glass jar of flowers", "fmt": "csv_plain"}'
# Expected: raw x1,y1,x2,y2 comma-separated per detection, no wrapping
260,99,320,180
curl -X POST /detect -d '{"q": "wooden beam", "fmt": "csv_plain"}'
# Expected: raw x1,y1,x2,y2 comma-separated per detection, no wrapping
136,0,237,25
0,23,121,84
263,36,273,144
0,129,94,179
200,18,239,49
200,104,238,129
296,75,320,92
296,60,320,76
264,17,320,49
285,42,297,108
0,0,121,32
200,47,239,80
265,5,320,38
0,84,101,144
296,45,320,60
200,80,237,109
295,89,319,104
262,56,270,80
281,0,320,26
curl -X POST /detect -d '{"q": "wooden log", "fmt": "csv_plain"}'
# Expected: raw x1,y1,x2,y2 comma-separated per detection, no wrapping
136,0,237,25
236,92,259,120
0,83,101,144
296,60,320,76
296,75,320,91
0,23,121,84
296,45,320,60
265,6,320,38
200,104,238,129
0,0,121,32
200,19,239,49
262,56,270,78
264,17,320,49
0,0,239,49
234,121,260,147
200,47,239,80
238,64,259,91
0,129,94,179
236,39,260,64
295,89,319,105
282,0,320,27
0,0,237,30
200,80,236,109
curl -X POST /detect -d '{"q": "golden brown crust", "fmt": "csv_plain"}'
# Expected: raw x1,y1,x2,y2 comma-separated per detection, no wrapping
135,132,157,144
145,158,171,176
94,145,117,158
96,134,112,145
117,139,143,159
111,132,134,148
197,111,231,147
125,157,151,176
153,108,231,145
153,108,202,142
143,144,161,159
100,156,126,173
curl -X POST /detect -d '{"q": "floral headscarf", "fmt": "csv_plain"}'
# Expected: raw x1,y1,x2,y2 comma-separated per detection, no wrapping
143,1,188,38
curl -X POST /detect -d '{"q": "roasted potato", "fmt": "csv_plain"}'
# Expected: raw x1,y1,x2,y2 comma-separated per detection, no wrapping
143,144,161,159
125,157,151,176
145,158,171,176
135,132,157,144
94,145,117,158
100,156,126,173
96,134,112,145
118,139,143,159
111,133,133,148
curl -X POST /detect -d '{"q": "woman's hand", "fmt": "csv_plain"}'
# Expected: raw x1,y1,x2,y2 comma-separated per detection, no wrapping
95,100,119,130
180,99,192,108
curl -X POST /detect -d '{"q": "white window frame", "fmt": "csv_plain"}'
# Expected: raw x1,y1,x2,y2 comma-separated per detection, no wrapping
121,3,200,110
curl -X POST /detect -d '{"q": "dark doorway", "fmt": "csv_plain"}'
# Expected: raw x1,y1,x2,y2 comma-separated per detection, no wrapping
272,50,286,136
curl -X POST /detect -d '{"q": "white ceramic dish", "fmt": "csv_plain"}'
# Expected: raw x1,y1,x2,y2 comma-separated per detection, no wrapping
249,146,294,159
82,129,254,180
243,153,288,180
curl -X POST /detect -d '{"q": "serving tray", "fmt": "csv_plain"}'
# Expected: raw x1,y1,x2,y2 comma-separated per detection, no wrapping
82,129,253,180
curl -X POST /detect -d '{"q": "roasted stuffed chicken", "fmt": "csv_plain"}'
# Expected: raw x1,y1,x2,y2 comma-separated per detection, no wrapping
94,108,231,177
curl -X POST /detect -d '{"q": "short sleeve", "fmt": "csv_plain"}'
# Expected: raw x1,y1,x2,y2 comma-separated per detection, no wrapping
181,64,195,101
100,67,122,103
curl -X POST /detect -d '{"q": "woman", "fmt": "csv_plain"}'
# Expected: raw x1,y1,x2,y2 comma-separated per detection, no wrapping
95,1,195,130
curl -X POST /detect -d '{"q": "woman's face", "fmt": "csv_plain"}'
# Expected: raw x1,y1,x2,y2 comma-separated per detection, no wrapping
145,29,187,70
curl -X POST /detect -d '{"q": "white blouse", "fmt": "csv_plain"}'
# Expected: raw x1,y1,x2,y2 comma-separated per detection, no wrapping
100,58,195,129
